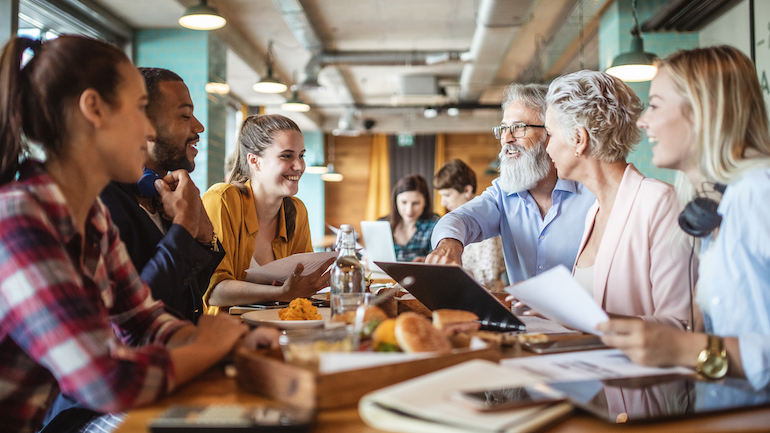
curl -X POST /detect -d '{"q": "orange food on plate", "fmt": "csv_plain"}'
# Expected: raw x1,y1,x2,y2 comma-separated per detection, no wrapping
278,298,322,321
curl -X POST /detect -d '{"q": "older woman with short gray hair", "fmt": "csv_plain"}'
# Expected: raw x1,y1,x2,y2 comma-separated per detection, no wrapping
544,70,693,329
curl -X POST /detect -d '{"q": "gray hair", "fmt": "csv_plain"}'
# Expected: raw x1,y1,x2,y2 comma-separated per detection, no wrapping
546,70,643,163
501,83,549,122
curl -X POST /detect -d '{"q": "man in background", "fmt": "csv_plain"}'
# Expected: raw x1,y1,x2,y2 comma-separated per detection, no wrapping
427,83,595,284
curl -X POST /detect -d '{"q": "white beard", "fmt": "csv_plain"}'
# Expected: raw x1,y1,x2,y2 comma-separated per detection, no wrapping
497,141,552,193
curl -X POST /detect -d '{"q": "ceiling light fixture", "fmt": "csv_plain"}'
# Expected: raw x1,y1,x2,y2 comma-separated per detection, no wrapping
320,164,343,182
281,89,310,112
606,0,657,82
253,41,288,93
205,82,230,94
305,165,330,174
178,0,226,31
447,107,459,117
423,107,438,118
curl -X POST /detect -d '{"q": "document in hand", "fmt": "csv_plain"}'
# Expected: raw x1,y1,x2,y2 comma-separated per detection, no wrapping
244,251,337,285
359,360,572,433
505,265,609,335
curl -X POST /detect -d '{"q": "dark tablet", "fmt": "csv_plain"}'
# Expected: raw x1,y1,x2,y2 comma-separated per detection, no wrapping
375,261,525,332
546,374,770,424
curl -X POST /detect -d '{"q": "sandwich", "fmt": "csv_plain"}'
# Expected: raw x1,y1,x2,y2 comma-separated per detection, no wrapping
372,312,451,354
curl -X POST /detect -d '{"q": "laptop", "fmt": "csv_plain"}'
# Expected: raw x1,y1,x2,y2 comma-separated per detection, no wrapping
360,221,398,274
374,261,525,332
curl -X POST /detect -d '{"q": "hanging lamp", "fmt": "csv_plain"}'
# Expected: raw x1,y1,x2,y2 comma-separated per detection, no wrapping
606,0,657,82
320,164,343,182
253,41,288,93
281,89,310,112
178,0,226,31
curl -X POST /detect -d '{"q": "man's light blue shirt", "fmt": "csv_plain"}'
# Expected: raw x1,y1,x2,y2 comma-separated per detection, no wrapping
697,167,770,389
431,177,595,284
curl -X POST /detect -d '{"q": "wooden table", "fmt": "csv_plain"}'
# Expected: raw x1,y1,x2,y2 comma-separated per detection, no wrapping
115,362,770,433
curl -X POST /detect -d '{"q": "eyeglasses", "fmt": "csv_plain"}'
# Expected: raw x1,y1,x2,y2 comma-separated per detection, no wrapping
493,123,545,140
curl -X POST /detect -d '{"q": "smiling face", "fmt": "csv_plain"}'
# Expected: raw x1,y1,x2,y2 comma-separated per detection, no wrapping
637,66,698,173
250,130,306,198
147,80,204,173
96,62,155,183
544,107,579,181
396,190,426,225
496,102,553,192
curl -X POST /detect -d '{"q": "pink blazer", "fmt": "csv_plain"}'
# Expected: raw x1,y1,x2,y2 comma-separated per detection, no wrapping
573,164,693,329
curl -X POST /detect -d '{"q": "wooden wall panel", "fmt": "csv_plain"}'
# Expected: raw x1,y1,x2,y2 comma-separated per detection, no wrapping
323,132,501,235
443,133,501,194
324,135,372,234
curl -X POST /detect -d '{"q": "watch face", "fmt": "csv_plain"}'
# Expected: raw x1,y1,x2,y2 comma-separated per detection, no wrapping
702,356,729,379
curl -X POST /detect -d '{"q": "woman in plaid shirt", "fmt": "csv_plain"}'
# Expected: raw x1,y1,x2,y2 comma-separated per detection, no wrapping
0,36,274,433
380,174,440,262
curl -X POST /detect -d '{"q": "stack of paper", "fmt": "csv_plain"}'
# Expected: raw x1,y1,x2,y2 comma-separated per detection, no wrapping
359,360,572,433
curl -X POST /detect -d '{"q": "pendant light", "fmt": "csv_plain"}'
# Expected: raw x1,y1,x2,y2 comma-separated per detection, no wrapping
321,135,343,182
606,0,657,82
253,41,288,94
179,0,226,31
281,86,310,112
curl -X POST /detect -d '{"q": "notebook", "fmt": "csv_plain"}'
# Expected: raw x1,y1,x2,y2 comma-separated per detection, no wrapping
375,261,526,332
360,221,398,274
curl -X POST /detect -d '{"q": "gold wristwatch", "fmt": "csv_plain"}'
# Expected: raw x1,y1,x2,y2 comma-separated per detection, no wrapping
696,335,728,379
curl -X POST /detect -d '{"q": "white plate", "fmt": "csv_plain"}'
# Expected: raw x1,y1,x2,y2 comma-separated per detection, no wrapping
241,308,331,329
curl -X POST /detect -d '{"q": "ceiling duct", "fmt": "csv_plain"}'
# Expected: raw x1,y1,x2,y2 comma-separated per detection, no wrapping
391,75,447,106
459,0,535,101
302,50,466,91
640,0,743,32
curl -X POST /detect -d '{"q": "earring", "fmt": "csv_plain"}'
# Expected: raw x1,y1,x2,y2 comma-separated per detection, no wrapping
574,151,580,158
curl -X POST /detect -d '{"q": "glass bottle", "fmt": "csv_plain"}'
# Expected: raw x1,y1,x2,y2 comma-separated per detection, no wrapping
330,225,365,317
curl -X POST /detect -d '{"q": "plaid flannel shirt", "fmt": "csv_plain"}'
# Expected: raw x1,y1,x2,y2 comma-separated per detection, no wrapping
0,160,188,433
391,215,439,262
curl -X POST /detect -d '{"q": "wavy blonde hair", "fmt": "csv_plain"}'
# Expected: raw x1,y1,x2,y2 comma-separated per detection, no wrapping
659,46,770,184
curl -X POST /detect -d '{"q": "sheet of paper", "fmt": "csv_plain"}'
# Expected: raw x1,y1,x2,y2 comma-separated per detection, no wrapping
319,352,431,374
501,349,693,382
359,359,573,433
520,316,580,335
244,251,337,284
506,265,608,334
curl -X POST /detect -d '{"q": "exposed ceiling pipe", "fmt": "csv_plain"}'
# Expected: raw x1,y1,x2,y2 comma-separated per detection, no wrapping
302,50,467,87
272,0,355,105
459,0,535,102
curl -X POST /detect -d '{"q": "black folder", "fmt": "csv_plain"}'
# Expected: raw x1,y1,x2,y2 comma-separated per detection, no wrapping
375,261,525,332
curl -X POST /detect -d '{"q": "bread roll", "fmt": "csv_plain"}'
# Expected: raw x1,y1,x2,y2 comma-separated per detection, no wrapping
395,312,451,354
431,309,479,329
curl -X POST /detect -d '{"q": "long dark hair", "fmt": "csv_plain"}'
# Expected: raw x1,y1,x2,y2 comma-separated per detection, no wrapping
386,174,433,229
0,36,129,185
230,114,303,239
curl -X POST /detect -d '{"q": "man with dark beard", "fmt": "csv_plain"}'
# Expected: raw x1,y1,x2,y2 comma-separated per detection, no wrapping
98,68,224,323
427,83,595,285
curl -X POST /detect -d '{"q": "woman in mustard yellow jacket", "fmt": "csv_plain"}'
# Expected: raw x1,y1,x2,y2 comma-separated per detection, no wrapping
202,114,332,314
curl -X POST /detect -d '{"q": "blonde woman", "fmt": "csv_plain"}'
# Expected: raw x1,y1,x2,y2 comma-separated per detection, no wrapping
599,46,770,388
203,115,332,314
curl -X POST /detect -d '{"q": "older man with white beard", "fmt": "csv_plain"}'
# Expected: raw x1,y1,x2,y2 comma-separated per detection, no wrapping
427,83,595,285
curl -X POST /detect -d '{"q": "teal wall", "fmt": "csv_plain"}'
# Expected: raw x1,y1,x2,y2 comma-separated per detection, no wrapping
599,0,699,185
295,130,326,246
135,29,227,189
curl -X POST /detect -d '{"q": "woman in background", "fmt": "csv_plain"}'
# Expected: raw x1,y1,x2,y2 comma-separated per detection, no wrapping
380,174,439,261
544,69,691,328
203,114,333,314
599,46,770,388
433,159,506,292
0,35,266,433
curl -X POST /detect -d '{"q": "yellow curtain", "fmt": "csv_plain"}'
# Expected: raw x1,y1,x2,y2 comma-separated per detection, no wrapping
433,133,446,216
365,134,391,221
